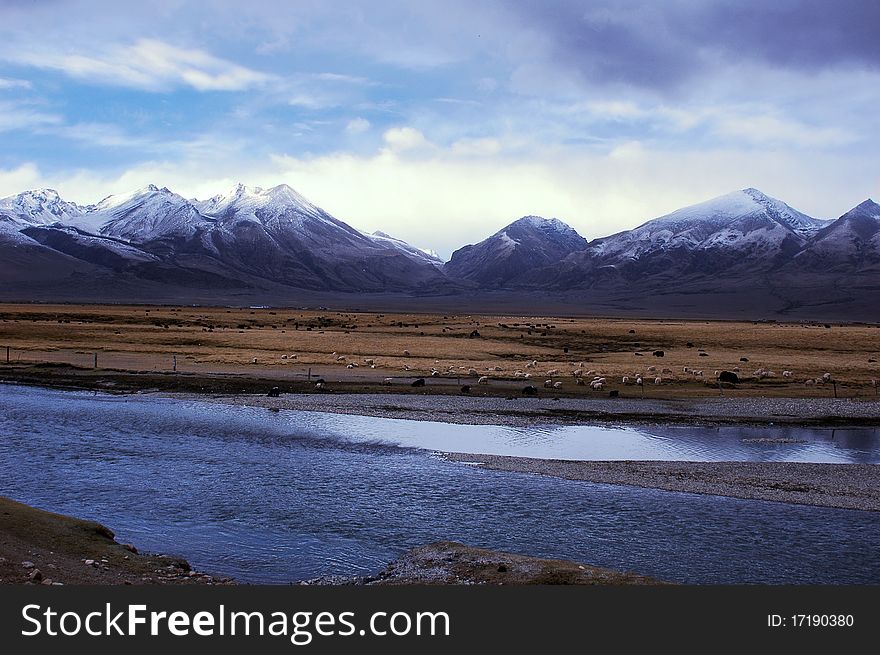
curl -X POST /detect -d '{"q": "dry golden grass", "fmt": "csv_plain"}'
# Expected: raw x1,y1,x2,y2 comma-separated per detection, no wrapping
1,303,879,398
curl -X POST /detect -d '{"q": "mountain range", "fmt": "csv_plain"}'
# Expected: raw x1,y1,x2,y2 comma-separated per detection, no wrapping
1,183,877,320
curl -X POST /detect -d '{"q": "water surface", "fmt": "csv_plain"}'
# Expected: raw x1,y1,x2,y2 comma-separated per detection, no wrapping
1,384,877,584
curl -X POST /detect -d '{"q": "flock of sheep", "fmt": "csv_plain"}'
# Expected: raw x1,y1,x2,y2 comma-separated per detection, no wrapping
261,348,856,392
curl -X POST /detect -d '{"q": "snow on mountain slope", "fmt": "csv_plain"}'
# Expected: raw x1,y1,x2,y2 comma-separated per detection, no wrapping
590,188,828,261
0,189,87,226
90,185,211,242
199,184,332,228
792,199,880,267
367,231,443,265
444,215,589,285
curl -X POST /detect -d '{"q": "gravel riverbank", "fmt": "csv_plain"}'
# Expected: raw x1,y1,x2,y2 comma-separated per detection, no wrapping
441,455,880,511
192,391,880,428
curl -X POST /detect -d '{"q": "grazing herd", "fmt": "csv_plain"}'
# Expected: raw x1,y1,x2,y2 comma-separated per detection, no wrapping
265,339,854,396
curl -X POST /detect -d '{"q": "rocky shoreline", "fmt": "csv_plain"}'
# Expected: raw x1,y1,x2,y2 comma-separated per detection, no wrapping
299,541,665,586
1,497,661,586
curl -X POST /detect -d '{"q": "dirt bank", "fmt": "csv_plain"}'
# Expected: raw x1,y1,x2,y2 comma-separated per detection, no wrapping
0,496,230,585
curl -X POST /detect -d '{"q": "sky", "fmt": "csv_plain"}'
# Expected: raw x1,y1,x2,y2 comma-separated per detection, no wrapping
0,0,878,258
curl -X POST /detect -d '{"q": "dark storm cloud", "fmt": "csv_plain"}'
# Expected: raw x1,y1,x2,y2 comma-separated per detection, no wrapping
509,0,880,92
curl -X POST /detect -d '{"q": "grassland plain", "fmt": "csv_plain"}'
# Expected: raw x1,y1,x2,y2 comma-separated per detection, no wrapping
1,303,878,402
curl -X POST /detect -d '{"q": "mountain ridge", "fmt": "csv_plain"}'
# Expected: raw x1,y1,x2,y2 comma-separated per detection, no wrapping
1,184,877,319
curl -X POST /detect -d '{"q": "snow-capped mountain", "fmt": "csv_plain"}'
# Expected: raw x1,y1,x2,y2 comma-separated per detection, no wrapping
0,183,877,319
443,215,588,286
86,185,210,241
0,188,87,227
790,199,880,271
590,188,829,263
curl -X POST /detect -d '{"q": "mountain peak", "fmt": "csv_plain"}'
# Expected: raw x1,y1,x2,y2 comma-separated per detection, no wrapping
742,187,769,201
505,215,579,236
851,198,880,215
0,187,86,225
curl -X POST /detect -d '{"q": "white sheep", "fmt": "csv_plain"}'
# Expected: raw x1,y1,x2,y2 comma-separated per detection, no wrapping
382,378,393,385
647,365,657,373
590,380,604,390
403,350,411,356
478,376,489,385
546,368,560,376
543,379,553,388
782,370,793,378
636,377,643,386
804,379,816,386
403,365,412,371
576,378,585,386
525,360,537,369
524,373,532,379
468,368,478,377
281,354,287,360
553,381,563,389
252,357,257,364
315,382,325,390
336,355,346,362
622,376,630,384
822,372,833,383
654,377,662,385
363,358,374,365
431,370,440,377
573,369,584,378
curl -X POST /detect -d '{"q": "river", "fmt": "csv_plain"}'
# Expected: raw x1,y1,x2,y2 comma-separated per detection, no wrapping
1,384,877,584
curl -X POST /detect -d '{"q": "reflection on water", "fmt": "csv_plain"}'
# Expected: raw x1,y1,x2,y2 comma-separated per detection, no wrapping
0,384,878,584
307,410,880,463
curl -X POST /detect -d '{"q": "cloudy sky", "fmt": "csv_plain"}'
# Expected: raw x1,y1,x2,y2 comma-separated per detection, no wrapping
0,0,878,257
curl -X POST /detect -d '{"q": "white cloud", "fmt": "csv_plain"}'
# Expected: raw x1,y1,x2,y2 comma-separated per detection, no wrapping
0,101,62,132
345,117,371,134
714,114,856,148
0,163,44,197
4,133,877,258
382,127,433,153
0,77,31,90
10,38,272,92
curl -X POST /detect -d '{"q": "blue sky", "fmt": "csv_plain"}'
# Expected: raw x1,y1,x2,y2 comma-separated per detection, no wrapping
1,0,878,257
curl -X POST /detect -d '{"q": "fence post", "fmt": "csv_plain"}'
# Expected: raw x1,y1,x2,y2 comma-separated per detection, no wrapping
94,353,98,369
5,346,8,364
308,367,312,381
173,355,177,372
